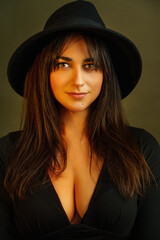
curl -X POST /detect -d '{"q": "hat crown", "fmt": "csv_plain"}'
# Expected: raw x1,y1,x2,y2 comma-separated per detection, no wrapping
7,0,142,98
44,0,105,30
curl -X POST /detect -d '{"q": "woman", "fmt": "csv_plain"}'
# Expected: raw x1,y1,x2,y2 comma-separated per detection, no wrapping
0,1,160,239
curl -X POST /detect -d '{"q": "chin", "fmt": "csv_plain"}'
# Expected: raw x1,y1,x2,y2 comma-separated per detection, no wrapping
64,105,89,113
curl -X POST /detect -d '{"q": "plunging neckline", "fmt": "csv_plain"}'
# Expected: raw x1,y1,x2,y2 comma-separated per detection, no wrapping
48,162,105,225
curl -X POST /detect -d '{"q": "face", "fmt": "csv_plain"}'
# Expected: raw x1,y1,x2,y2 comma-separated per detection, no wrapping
50,37,103,114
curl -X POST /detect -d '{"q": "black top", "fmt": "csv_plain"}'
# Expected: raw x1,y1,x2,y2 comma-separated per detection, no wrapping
0,127,160,240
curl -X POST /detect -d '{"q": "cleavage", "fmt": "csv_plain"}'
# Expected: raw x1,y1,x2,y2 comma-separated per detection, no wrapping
49,154,103,224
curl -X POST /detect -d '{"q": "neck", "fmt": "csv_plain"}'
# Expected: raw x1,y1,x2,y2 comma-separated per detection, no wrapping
60,110,88,141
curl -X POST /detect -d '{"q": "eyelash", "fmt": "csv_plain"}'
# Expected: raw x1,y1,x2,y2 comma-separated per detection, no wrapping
84,63,97,70
55,62,97,70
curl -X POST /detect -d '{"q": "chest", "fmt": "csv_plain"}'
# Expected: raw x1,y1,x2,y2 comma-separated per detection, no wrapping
14,165,138,238
49,146,103,224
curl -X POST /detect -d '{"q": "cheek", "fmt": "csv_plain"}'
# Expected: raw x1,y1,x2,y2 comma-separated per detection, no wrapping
50,71,70,94
50,80,56,96
50,72,62,95
92,73,103,95
50,79,56,94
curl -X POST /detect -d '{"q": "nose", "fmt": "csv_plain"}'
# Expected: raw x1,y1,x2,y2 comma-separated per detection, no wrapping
72,67,84,87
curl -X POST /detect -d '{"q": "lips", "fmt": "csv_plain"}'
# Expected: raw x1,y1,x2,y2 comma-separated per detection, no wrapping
66,92,88,99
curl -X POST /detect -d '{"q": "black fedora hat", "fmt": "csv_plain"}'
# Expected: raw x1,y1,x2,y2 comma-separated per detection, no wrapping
7,0,142,99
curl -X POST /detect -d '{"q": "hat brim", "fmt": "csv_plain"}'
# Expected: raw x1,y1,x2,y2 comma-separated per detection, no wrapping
7,22,142,99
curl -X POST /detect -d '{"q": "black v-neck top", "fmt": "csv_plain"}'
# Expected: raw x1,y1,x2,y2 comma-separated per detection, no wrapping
0,127,160,240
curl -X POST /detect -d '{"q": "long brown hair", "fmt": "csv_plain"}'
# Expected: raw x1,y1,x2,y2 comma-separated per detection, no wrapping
4,31,152,200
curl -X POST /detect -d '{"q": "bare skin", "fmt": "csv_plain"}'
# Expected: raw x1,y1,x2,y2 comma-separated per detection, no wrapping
49,111,103,224
49,37,103,224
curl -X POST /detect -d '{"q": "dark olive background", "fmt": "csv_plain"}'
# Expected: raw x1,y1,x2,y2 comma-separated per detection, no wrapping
0,0,160,142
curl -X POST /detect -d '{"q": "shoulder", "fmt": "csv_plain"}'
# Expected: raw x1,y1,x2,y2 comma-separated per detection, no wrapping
0,131,21,168
129,126,160,180
0,131,21,152
129,126,159,155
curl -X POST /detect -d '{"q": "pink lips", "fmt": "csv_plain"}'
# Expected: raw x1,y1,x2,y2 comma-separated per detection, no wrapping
67,92,88,99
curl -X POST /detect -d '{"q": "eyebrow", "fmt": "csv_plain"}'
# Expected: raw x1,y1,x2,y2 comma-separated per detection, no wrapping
56,56,94,62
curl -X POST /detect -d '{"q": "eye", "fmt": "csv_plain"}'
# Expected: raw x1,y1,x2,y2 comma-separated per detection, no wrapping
83,63,96,71
56,62,71,69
